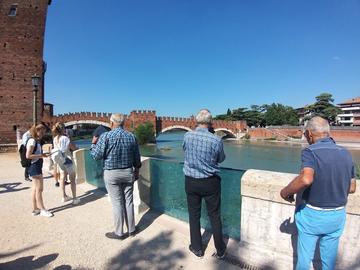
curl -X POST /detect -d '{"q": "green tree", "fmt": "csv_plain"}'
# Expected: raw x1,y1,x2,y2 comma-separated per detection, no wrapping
134,122,155,145
263,103,299,126
215,103,299,126
231,107,247,120
306,93,341,123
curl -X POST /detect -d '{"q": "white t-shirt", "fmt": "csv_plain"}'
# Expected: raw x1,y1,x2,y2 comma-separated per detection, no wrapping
53,135,71,158
26,138,42,164
22,131,31,146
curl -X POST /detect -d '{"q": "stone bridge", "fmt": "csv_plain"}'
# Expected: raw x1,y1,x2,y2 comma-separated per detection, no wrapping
43,110,247,138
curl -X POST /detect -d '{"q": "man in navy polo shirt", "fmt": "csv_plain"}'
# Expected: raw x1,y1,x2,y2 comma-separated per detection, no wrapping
280,116,356,270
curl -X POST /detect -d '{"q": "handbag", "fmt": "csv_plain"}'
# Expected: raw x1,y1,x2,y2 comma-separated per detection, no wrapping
51,149,67,170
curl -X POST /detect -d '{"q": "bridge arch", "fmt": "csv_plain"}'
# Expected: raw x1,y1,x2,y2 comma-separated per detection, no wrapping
214,128,236,138
160,125,192,134
63,120,110,128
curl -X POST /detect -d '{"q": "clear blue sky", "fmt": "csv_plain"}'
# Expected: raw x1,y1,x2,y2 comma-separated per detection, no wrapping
44,0,360,117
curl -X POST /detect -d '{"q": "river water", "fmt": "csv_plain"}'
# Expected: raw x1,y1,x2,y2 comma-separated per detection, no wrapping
75,130,360,175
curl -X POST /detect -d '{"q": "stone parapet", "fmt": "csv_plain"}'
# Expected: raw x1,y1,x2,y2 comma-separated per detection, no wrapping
239,169,360,269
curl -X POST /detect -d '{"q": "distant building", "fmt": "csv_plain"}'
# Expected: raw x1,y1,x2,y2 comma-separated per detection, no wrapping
0,0,51,144
295,105,311,125
337,97,360,126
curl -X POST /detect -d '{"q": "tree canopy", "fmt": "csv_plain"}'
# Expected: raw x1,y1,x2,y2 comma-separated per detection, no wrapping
134,122,155,145
305,93,341,123
214,103,299,126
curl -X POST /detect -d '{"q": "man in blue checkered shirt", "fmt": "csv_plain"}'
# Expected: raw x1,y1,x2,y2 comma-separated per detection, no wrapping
91,113,141,240
183,109,226,259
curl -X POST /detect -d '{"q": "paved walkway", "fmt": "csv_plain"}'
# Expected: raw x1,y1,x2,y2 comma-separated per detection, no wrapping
0,153,242,270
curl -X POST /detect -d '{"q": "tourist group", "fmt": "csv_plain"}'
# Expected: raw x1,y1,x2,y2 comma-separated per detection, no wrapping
19,110,356,270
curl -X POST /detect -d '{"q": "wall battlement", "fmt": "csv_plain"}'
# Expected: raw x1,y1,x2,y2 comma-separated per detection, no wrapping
47,110,247,137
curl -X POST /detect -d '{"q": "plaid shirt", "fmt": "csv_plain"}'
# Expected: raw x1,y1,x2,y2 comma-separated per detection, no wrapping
183,127,225,178
90,127,141,170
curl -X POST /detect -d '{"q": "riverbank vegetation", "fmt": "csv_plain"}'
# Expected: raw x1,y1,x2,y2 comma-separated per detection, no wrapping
134,122,155,145
215,103,299,126
215,93,340,126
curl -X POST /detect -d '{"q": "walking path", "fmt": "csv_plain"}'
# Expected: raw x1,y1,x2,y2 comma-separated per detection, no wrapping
0,153,242,270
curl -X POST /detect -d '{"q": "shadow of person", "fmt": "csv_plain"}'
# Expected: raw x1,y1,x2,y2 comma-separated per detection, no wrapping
0,244,41,260
136,210,162,233
106,231,185,270
53,265,72,270
280,217,298,269
0,253,58,270
0,182,30,194
280,191,322,270
49,188,106,214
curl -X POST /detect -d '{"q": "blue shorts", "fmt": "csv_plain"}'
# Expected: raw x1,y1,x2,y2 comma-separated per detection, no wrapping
28,159,43,177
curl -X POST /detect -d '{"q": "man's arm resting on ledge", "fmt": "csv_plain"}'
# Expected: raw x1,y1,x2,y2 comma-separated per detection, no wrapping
349,178,356,194
280,167,314,203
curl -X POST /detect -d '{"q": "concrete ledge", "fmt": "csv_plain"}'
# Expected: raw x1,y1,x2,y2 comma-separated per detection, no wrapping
242,169,360,214
240,169,360,270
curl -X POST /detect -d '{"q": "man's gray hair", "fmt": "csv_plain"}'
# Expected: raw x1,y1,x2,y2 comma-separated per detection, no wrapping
305,116,330,134
110,113,125,126
195,109,212,124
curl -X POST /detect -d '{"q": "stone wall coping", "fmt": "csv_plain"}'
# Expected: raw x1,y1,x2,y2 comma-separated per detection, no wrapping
242,169,360,215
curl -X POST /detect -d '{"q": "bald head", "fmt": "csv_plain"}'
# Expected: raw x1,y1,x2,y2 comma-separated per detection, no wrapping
305,116,330,135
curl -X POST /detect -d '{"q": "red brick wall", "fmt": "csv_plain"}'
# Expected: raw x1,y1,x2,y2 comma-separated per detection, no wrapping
248,128,360,142
331,130,360,142
51,111,246,136
0,0,50,143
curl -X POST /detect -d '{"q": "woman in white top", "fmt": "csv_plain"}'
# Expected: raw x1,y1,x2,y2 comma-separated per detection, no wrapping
52,123,80,204
26,124,53,217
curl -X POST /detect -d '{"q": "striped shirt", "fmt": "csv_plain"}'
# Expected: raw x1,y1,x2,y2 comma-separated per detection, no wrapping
183,127,225,178
90,127,141,170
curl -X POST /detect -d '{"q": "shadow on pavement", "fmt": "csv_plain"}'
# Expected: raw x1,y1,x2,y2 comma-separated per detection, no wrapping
53,265,92,270
106,231,185,270
0,182,30,194
0,244,41,260
49,188,106,214
136,210,162,233
0,253,58,270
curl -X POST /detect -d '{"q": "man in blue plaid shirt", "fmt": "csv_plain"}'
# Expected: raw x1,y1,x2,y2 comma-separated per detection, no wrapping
91,113,141,240
183,109,226,259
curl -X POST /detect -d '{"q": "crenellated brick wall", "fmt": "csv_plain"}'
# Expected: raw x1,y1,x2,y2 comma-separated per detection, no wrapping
45,110,247,137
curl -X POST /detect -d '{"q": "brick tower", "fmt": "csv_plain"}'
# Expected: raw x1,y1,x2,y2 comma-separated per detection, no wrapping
0,0,51,144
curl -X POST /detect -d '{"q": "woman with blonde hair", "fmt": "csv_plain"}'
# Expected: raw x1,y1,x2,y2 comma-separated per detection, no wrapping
52,123,80,204
26,124,53,217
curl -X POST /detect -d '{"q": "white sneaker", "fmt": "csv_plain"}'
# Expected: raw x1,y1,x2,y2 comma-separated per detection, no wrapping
72,198,80,205
40,209,53,217
31,209,41,216
62,195,71,203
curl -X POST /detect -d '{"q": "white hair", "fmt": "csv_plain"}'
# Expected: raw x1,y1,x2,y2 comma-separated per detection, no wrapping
110,113,125,126
305,116,330,134
195,109,212,124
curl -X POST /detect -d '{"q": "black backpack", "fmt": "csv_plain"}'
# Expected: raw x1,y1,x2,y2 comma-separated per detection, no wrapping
19,138,38,168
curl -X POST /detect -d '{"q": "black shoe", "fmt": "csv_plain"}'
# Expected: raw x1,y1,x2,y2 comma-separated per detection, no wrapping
65,181,71,185
105,232,128,240
213,249,226,259
25,178,31,182
55,182,60,187
129,227,139,237
189,245,204,258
